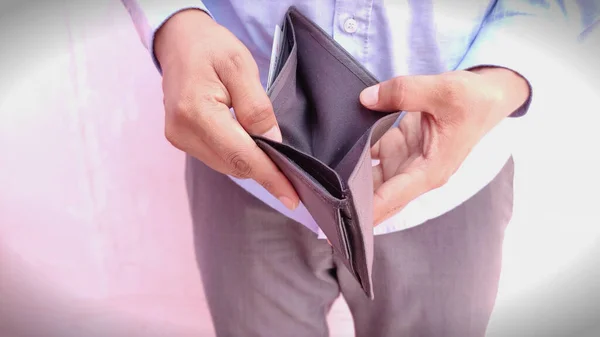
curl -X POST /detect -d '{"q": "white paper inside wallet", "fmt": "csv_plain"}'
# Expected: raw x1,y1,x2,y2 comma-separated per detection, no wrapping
266,24,284,91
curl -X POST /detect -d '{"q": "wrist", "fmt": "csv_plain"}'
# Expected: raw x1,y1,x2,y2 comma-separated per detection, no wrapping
470,66,530,118
154,9,213,70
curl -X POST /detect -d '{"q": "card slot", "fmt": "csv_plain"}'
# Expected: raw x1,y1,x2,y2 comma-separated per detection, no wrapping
340,199,370,295
267,15,296,98
274,19,293,79
336,208,352,261
254,137,345,201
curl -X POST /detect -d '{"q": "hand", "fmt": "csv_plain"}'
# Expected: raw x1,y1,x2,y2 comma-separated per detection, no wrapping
154,9,299,210
360,67,530,225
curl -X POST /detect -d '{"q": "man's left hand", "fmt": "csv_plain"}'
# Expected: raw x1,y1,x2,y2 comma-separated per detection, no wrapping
360,67,530,226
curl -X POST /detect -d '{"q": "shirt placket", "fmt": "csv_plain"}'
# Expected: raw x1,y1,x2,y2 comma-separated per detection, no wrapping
332,0,374,65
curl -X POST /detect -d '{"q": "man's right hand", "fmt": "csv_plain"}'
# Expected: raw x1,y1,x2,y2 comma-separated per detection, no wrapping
154,9,299,210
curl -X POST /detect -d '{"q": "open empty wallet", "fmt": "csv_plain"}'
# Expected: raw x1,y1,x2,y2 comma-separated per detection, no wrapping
250,7,405,299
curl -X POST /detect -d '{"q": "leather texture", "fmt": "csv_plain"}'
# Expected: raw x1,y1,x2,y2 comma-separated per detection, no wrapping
251,6,403,299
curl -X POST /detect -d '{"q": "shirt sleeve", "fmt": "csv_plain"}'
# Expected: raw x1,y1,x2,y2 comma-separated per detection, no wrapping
121,0,213,73
457,0,578,117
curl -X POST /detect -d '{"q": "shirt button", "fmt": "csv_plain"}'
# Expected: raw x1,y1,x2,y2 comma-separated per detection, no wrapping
343,18,358,33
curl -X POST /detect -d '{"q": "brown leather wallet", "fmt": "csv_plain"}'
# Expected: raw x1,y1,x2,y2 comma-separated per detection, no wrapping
251,6,404,299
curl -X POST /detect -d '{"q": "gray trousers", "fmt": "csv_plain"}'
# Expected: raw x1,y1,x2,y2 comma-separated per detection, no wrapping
185,156,515,337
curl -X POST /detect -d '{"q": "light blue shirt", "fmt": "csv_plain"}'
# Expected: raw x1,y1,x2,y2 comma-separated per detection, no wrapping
123,0,574,238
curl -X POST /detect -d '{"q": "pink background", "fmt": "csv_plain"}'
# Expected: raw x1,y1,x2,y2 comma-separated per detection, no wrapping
1,1,599,336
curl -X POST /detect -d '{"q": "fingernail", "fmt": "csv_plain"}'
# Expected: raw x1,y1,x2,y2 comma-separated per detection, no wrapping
262,125,283,142
279,196,298,210
360,85,380,107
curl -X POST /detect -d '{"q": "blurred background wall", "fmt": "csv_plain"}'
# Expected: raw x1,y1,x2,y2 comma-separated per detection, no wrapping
0,1,599,336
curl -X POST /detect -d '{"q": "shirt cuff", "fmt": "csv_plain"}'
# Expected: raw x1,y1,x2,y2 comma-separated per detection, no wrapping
123,0,213,73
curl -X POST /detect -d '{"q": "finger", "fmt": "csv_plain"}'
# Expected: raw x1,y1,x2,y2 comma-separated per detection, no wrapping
170,121,297,210
195,97,299,210
216,50,282,142
371,138,381,160
373,158,447,225
372,163,384,191
168,106,298,211
163,74,235,174
360,74,461,115
166,125,233,174
372,127,410,161
373,169,428,226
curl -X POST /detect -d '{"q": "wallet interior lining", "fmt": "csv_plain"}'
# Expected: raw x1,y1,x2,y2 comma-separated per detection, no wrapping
252,7,402,299
268,9,384,172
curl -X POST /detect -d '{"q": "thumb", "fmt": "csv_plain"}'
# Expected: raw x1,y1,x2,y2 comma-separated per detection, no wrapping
360,75,441,113
231,77,283,142
216,49,283,142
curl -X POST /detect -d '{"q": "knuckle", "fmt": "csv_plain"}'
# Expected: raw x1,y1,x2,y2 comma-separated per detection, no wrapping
214,47,259,81
376,202,405,224
212,87,231,105
437,76,468,110
389,79,406,107
225,151,253,178
430,172,450,189
164,123,182,149
165,102,192,149
259,179,274,193
169,86,228,123
387,204,404,218
170,97,196,124
223,50,248,74
197,88,228,107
